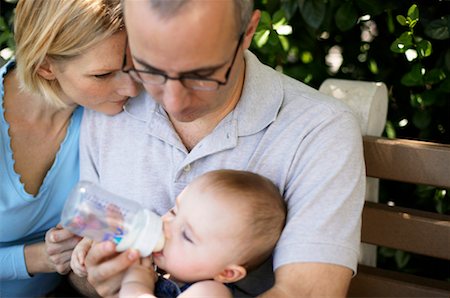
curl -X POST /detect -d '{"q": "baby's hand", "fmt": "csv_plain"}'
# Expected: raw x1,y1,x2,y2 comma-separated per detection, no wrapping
119,256,156,297
70,237,93,277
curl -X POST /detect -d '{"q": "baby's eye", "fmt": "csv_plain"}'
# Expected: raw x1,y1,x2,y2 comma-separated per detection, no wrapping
182,230,193,243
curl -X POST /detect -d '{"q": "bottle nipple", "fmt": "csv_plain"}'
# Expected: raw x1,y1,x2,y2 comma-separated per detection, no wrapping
153,233,165,252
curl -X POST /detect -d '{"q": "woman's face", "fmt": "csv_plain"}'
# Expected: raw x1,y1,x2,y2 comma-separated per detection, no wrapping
51,31,140,115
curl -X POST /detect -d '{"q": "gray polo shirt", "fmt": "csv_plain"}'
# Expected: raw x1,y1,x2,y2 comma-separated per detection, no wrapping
80,51,365,296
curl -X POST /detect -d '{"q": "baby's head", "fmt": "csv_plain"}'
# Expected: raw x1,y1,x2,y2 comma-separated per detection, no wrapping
154,169,286,284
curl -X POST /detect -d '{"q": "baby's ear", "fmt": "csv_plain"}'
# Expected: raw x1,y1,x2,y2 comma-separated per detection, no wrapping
213,265,247,283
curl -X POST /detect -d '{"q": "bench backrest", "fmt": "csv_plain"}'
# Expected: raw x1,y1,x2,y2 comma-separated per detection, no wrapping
319,79,450,297
348,136,450,297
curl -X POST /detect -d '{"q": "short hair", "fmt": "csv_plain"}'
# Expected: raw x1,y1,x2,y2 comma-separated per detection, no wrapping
14,0,124,108
201,170,286,271
142,0,254,36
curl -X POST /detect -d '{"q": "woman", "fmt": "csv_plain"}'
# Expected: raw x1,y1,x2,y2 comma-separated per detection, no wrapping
0,0,139,296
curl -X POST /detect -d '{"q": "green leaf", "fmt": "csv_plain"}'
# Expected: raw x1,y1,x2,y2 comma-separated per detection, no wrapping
423,68,446,85
396,15,407,26
0,17,7,31
437,77,450,93
416,39,432,58
385,121,396,139
355,0,384,16
254,29,270,48
395,250,411,269
268,31,280,46
272,10,287,26
401,64,424,86
387,10,395,33
413,110,432,130
424,16,450,40
281,0,299,20
379,247,396,258
390,32,413,53
434,189,449,214
278,35,290,52
407,4,419,22
258,11,272,30
335,2,358,31
417,90,438,107
298,0,326,29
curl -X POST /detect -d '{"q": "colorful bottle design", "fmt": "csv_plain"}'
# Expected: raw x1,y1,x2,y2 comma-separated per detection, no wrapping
61,181,164,257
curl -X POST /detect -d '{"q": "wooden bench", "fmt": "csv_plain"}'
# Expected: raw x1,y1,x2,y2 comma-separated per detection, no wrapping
319,79,450,297
347,136,450,297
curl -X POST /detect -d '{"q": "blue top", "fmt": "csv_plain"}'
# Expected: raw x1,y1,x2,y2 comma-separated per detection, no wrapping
0,60,83,297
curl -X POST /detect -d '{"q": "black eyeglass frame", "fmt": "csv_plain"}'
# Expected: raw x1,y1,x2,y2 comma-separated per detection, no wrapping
121,33,244,91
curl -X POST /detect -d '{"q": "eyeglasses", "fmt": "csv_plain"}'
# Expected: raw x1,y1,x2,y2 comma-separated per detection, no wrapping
121,34,243,91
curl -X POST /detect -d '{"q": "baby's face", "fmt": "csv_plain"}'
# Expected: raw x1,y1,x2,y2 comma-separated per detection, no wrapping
152,179,247,283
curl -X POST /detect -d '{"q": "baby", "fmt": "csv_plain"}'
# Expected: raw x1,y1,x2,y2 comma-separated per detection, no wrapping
73,170,286,297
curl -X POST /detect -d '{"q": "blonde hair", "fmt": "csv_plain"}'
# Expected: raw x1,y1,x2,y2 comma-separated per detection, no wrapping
201,170,286,271
14,0,124,108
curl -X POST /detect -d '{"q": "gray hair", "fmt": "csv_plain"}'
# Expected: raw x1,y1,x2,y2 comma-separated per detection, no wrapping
147,0,254,35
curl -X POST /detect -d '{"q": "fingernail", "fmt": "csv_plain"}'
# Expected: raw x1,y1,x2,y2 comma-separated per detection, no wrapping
128,250,139,261
103,241,115,252
51,234,57,242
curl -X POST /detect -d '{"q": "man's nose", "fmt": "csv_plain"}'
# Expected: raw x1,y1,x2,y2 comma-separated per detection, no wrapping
116,72,141,98
162,79,188,109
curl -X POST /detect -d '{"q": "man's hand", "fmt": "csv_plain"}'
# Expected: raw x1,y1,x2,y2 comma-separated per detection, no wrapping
84,241,140,297
44,224,81,274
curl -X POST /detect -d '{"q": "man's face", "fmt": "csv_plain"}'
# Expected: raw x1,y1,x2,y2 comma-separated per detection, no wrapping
124,0,244,123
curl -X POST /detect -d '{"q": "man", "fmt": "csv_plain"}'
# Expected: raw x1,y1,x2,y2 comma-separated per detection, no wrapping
75,0,365,296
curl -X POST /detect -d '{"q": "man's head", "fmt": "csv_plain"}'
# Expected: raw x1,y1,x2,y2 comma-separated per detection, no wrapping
122,0,260,123
153,170,286,284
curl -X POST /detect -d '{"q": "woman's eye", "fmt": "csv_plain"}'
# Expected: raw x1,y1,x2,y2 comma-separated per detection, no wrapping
94,72,113,79
169,208,177,216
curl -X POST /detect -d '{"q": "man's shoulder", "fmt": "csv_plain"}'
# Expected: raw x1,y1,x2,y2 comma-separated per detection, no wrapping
83,91,151,125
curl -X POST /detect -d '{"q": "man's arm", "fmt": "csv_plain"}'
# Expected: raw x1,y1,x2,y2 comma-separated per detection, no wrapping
259,263,352,298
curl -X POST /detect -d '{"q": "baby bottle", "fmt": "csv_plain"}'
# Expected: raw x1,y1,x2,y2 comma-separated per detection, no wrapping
60,181,164,257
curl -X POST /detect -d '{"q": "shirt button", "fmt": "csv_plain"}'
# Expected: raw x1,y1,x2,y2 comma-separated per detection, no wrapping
183,164,191,172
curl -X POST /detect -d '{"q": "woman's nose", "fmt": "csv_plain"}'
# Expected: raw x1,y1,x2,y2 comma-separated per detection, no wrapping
116,72,141,98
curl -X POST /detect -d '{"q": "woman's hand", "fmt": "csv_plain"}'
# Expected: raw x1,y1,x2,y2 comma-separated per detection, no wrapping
24,225,81,275
71,237,94,277
44,224,82,274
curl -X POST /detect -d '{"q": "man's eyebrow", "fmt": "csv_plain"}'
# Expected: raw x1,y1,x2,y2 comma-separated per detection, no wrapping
132,55,227,75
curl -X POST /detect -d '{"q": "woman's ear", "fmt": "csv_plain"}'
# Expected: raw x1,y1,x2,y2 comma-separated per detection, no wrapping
36,57,57,80
213,264,247,283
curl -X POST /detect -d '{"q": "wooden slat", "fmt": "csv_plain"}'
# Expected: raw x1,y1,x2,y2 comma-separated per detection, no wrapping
363,136,450,188
361,201,450,260
348,265,450,297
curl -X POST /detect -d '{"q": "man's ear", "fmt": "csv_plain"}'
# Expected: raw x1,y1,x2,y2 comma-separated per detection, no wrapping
213,264,247,283
36,57,57,80
243,10,261,50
